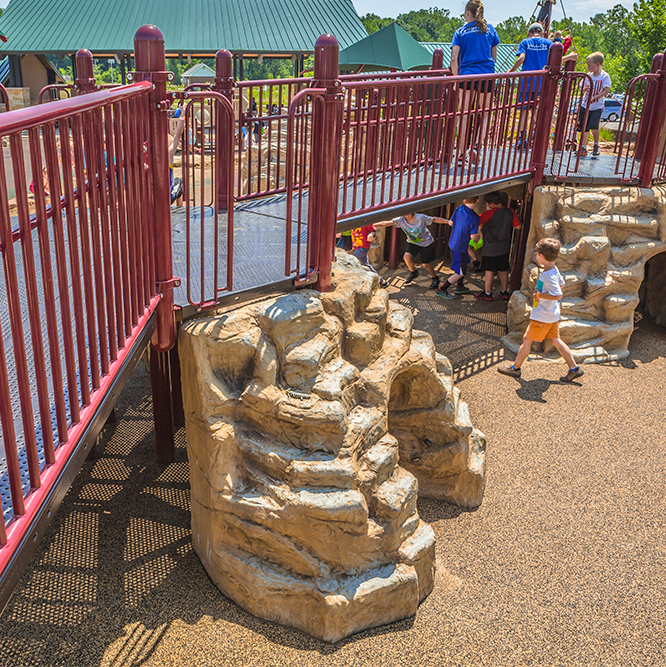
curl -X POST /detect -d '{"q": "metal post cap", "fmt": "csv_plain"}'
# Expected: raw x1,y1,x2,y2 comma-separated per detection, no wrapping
314,34,339,83
134,24,165,43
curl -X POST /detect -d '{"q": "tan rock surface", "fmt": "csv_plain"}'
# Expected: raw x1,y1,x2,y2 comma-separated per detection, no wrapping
505,185,666,362
179,251,485,642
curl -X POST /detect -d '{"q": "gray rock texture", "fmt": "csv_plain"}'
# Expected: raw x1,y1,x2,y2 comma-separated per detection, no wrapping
504,185,666,362
178,251,485,642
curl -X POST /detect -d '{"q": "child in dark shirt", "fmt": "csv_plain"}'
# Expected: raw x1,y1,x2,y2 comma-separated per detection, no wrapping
475,191,521,301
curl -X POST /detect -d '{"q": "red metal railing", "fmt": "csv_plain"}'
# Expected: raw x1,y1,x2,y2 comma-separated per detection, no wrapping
0,81,158,552
0,85,10,112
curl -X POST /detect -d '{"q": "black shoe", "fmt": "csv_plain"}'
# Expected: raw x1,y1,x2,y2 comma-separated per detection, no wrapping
454,284,470,294
428,276,440,290
475,292,493,301
500,290,510,300
379,278,389,288
592,144,600,157
404,270,419,285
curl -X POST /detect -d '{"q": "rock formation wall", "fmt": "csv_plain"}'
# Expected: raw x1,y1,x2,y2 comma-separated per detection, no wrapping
179,251,486,642
504,185,666,362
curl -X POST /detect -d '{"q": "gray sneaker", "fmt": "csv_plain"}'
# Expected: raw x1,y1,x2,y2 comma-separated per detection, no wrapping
436,287,455,300
454,284,470,294
592,144,600,157
560,366,584,382
498,364,521,378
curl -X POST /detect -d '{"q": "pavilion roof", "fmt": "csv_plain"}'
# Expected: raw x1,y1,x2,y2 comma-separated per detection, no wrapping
0,0,367,56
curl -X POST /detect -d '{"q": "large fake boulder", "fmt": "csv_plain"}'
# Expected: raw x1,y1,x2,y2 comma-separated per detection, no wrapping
179,251,486,642
505,186,666,363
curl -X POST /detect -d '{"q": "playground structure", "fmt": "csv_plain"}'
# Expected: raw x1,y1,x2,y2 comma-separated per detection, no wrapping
1,23,666,627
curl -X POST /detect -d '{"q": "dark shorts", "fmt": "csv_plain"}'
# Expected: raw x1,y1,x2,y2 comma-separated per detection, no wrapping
336,234,352,251
577,107,602,132
481,253,510,272
461,78,495,93
405,242,435,264
451,251,468,276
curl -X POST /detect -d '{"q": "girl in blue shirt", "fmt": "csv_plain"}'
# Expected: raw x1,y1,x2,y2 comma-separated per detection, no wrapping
451,0,500,164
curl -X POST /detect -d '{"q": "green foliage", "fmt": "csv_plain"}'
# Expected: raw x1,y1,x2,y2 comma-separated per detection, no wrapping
361,8,463,42
496,16,528,45
626,0,666,73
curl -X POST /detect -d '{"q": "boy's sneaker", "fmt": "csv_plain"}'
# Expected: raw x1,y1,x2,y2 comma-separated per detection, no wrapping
428,276,440,290
475,291,493,301
500,290,510,300
498,364,521,378
454,284,470,294
436,286,455,300
592,144,600,156
560,366,584,383
379,278,389,288
404,270,419,285
580,146,588,157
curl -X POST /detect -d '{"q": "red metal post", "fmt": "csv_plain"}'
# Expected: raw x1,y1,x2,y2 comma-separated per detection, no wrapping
638,51,666,187
75,49,97,94
635,53,663,162
529,42,563,190
552,59,576,151
133,25,178,463
213,48,234,212
309,35,343,292
432,49,444,71
0,84,10,111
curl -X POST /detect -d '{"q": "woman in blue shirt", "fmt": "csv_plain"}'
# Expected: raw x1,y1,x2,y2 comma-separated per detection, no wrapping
451,0,500,164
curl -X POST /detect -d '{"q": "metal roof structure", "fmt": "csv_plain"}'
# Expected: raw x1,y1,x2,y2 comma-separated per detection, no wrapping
181,63,215,78
339,23,432,73
420,42,519,73
0,0,367,56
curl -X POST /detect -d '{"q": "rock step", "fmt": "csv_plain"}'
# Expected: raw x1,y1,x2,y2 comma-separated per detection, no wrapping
369,467,418,527
358,435,399,490
237,427,357,489
196,542,420,643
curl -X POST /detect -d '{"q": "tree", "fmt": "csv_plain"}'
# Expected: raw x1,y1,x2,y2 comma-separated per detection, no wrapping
496,16,528,44
361,13,393,34
396,8,463,42
626,0,666,73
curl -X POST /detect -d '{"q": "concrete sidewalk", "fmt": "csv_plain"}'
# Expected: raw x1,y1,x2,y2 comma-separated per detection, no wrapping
0,271,664,667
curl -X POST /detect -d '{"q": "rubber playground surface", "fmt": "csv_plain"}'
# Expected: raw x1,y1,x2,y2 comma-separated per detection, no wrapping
0,265,664,667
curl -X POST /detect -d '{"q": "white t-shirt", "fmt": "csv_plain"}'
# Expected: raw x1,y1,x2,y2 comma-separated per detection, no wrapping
583,69,612,111
392,214,434,247
531,266,564,324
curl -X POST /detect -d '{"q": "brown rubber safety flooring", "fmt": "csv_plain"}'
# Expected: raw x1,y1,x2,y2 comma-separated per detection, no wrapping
0,264,665,667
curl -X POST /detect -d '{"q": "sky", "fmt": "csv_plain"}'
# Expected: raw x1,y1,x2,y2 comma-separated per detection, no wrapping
351,0,636,25
0,0,636,24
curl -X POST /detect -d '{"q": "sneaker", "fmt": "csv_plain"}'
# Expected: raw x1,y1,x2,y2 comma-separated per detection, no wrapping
500,290,510,300
475,292,493,301
580,146,588,157
404,270,419,285
498,364,521,378
379,278,389,288
436,287,455,300
592,144,600,156
454,284,470,294
428,276,440,290
560,366,584,383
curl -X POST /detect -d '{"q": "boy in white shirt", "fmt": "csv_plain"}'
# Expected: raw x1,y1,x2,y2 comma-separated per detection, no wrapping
498,237,584,382
578,52,611,157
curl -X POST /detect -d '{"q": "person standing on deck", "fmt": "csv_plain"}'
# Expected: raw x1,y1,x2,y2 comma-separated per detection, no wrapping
509,23,577,149
536,0,556,33
450,0,500,165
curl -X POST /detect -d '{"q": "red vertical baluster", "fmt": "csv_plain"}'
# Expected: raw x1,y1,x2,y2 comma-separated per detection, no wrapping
308,35,343,291
638,50,666,187
9,133,51,480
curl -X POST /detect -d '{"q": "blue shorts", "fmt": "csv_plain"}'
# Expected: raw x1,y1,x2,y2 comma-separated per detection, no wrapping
451,251,468,276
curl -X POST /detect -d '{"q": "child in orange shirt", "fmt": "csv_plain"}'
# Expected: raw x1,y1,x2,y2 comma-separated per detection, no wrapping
351,225,388,288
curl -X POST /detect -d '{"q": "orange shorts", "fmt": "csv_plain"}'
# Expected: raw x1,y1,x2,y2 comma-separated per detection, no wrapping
525,320,560,342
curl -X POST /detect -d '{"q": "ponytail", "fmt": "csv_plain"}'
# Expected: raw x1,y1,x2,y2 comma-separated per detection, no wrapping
465,0,488,33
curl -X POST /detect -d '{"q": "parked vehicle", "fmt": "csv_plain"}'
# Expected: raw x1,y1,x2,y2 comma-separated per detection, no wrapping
601,98,623,122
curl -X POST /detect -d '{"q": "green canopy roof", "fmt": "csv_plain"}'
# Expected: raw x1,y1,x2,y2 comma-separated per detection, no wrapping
420,42,519,73
0,0,367,55
339,23,433,73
